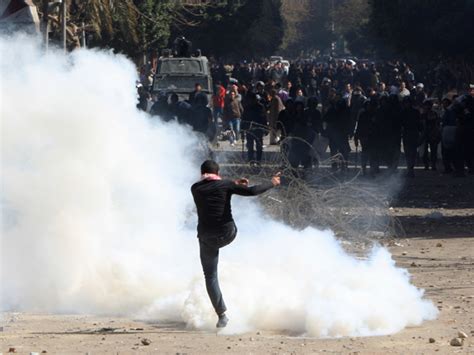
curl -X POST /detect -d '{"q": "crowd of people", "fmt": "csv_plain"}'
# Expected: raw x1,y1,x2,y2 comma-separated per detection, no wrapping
137,57,474,178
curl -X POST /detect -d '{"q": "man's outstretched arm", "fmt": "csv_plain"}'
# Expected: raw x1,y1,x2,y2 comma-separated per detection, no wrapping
230,173,281,196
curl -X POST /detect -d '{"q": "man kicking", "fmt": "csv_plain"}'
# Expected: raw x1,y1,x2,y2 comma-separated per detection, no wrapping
191,160,280,328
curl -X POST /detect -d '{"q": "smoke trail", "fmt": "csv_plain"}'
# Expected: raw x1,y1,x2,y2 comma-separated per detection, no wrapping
0,35,437,337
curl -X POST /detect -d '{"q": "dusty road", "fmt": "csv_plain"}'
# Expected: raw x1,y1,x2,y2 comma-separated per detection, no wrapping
1,162,473,354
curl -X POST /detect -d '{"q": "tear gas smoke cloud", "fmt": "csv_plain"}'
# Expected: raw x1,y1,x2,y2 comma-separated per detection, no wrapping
0,35,437,337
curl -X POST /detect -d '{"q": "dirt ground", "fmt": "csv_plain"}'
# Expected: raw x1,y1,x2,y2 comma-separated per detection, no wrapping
1,159,473,354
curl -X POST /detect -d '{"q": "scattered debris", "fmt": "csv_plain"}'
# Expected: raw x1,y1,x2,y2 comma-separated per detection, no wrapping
436,242,442,247
450,338,463,346
429,338,436,343
458,331,468,339
8,348,16,353
388,241,404,247
141,338,152,346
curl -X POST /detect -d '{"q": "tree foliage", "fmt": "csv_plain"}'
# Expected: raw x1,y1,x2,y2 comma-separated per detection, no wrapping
175,0,284,59
35,0,283,60
280,0,336,56
34,0,474,61
368,0,474,58
331,0,373,55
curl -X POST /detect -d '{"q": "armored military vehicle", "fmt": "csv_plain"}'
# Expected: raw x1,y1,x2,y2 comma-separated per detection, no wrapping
152,37,213,102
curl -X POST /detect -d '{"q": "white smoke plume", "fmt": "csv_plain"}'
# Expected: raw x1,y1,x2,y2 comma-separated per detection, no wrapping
0,35,437,337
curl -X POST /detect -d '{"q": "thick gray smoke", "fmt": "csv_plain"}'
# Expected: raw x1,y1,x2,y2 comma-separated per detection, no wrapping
0,35,437,337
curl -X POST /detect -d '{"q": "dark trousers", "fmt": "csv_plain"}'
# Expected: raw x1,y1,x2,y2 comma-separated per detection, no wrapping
442,144,455,172
198,223,237,315
329,134,350,169
403,138,418,171
423,141,439,169
246,129,264,162
358,139,369,171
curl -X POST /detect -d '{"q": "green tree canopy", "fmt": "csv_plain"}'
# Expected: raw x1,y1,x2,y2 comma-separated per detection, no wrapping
368,0,474,58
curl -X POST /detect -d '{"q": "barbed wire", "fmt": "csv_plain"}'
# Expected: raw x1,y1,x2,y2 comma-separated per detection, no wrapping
203,126,404,251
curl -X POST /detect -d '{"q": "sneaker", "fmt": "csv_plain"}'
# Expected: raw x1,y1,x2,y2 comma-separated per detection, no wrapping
216,313,229,328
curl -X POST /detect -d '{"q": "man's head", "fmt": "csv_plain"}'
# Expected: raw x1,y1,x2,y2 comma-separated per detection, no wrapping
195,83,202,92
201,160,219,175
441,97,452,109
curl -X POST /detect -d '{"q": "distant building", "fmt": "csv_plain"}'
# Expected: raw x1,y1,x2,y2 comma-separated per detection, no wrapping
0,0,40,34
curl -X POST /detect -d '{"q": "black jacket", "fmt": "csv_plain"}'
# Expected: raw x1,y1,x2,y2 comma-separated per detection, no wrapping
241,102,267,130
191,179,273,235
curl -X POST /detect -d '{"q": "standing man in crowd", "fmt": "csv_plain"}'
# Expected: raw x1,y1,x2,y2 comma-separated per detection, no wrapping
189,83,203,105
268,89,285,145
401,97,423,177
223,90,244,146
191,160,281,328
242,92,268,165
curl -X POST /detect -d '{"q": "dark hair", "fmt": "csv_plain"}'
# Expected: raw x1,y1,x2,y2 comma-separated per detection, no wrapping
201,160,219,174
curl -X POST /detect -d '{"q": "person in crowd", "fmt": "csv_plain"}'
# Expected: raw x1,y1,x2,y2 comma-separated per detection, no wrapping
287,101,315,175
377,82,389,97
372,94,402,173
403,65,415,84
355,99,378,175
192,93,213,140
267,89,285,145
454,90,474,175
294,87,307,105
342,83,352,106
275,82,289,103
401,97,423,177
349,86,367,136
277,98,296,141
440,98,456,174
223,90,244,146
150,94,170,119
241,92,267,165
270,61,286,85
189,83,203,105
213,81,226,122
305,97,324,167
414,83,427,108
420,100,441,170
255,81,269,108
398,81,411,100
325,97,351,171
